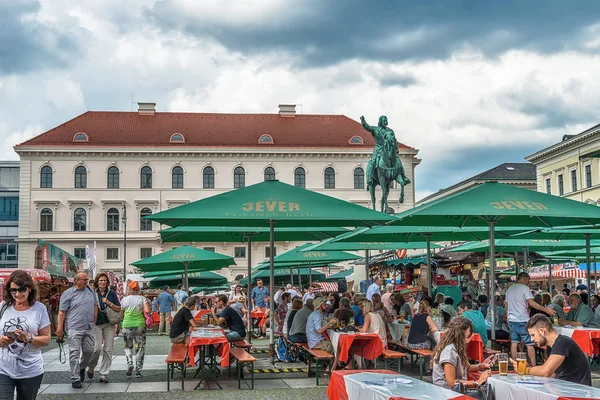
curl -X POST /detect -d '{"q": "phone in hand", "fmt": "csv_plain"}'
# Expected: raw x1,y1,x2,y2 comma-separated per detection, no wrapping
4,331,18,340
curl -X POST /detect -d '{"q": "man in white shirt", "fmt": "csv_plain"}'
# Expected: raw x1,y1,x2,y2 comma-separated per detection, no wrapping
506,272,556,366
274,287,285,306
286,284,301,299
302,286,315,302
366,277,383,301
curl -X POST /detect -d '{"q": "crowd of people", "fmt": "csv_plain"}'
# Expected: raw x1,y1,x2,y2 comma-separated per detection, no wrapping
0,268,598,399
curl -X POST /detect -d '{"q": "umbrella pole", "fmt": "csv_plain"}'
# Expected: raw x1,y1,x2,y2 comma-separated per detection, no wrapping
523,247,529,273
269,220,275,364
426,234,432,296
290,269,293,287
365,250,370,292
594,256,597,292
586,234,592,293
183,262,189,291
298,267,302,290
489,221,496,342
246,235,253,343
548,261,553,294
309,265,312,286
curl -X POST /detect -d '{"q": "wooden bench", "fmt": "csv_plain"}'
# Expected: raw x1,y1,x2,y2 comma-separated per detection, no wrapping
229,347,256,390
165,343,188,391
392,343,433,380
378,348,406,372
298,343,334,386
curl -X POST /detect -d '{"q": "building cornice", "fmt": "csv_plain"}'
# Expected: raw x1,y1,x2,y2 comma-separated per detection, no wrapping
525,124,600,163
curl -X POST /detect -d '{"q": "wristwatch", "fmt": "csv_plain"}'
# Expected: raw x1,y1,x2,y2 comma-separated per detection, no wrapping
27,334,34,344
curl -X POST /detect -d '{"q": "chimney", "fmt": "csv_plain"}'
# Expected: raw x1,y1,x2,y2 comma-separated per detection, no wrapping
278,104,296,117
137,102,156,115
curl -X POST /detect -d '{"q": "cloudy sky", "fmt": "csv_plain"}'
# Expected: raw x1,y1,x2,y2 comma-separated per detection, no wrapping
3,0,600,201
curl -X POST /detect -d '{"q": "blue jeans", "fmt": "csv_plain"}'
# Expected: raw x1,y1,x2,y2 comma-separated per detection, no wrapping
508,321,533,345
226,331,242,342
0,372,43,400
288,333,307,344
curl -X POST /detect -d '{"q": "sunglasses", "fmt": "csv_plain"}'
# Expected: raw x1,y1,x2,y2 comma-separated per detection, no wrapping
9,286,28,294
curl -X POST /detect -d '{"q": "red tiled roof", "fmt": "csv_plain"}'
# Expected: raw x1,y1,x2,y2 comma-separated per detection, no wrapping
17,111,415,150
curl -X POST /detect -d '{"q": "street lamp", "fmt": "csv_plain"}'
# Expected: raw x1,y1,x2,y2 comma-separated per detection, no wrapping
122,204,127,281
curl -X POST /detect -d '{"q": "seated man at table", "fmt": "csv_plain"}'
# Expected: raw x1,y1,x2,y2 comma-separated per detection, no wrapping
306,297,338,366
333,297,355,326
288,298,314,343
559,293,599,328
526,314,592,386
457,299,488,345
212,294,246,341
170,297,200,343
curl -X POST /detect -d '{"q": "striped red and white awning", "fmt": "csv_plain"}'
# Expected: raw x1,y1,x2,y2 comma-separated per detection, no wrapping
510,269,587,281
315,282,338,293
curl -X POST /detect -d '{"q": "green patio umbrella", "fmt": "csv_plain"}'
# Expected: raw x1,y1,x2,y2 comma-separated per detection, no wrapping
131,246,235,290
146,180,394,358
239,267,326,286
325,268,353,282
391,181,600,341
448,239,600,253
147,270,228,289
304,239,442,251
191,284,230,294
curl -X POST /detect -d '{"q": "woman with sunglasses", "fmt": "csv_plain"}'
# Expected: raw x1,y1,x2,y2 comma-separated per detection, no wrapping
431,316,494,398
0,270,51,400
88,273,121,383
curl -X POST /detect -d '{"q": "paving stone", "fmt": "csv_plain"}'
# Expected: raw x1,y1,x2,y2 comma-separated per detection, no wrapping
41,383,92,394
282,378,317,388
253,379,289,389
127,381,169,392
85,383,130,393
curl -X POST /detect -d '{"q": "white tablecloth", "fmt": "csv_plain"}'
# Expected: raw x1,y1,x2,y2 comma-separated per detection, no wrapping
388,321,407,341
328,330,343,358
344,372,465,400
488,375,600,400
555,326,600,338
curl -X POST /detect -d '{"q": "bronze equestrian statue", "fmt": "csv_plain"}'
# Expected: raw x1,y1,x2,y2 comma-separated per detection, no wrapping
360,115,411,213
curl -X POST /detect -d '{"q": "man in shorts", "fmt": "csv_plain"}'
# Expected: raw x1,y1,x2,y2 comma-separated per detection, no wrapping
506,272,556,366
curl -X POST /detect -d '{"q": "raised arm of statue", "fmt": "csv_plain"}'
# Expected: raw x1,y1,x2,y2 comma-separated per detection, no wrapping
360,116,375,134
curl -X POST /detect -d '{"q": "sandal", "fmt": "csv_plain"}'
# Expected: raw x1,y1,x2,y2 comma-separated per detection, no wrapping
100,376,108,383
87,369,94,379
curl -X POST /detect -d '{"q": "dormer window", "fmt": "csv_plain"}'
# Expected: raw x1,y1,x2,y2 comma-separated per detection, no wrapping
259,134,273,144
170,133,185,143
349,136,363,144
73,133,89,142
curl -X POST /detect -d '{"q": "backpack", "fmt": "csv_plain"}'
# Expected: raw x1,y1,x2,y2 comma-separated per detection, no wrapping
275,336,295,363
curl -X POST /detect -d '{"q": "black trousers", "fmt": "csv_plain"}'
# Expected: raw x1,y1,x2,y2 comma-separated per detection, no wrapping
0,372,44,400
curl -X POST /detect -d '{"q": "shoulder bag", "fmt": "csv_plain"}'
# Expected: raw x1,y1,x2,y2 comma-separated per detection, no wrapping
95,289,122,325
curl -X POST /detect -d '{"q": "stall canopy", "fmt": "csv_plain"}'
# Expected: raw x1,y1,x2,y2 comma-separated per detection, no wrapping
35,240,82,278
384,257,435,268
324,269,353,282
191,284,230,294
252,243,361,271
510,268,586,281
148,271,228,289
238,267,326,286
448,239,600,253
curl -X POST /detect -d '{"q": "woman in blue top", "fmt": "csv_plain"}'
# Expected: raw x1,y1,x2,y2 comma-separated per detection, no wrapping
88,273,121,383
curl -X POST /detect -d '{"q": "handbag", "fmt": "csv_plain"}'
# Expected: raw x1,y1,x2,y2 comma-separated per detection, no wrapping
143,310,153,329
95,289,122,325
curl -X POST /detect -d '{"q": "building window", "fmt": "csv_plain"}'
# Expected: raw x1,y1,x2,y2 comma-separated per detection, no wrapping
140,247,153,259
558,174,564,196
349,136,364,144
234,246,246,258
354,167,365,189
0,197,18,221
172,166,184,189
234,167,245,188
545,177,551,194
40,166,52,188
140,207,153,231
74,166,87,188
73,248,86,260
106,248,119,261
264,167,276,181
265,246,277,259
73,208,87,231
169,133,185,143
107,166,119,189
140,166,152,189
40,208,53,232
73,133,88,141
203,166,215,188
294,167,306,188
585,164,592,188
324,167,335,189
204,247,215,252
571,169,577,192
259,134,273,144
107,207,120,231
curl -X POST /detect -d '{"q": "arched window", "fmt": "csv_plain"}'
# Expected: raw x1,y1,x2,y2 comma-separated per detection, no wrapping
234,166,245,188
74,166,87,188
107,208,120,231
264,167,276,181
354,167,365,189
140,207,153,231
172,166,184,188
324,167,335,189
74,208,86,231
259,134,273,144
40,166,52,188
203,166,215,189
349,136,364,144
294,167,306,188
73,133,88,141
170,133,185,143
40,208,53,232
140,166,152,189
107,166,119,189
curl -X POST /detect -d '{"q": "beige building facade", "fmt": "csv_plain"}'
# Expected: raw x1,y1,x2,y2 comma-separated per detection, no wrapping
15,104,420,280
526,124,600,204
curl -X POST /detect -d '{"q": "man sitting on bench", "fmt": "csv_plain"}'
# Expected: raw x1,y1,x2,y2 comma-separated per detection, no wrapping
306,297,338,369
289,298,314,343
170,297,200,343
212,294,247,341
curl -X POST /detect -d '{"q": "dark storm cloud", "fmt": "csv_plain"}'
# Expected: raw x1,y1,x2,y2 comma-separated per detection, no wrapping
0,1,84,75
145,0,600,68
377,71,419,88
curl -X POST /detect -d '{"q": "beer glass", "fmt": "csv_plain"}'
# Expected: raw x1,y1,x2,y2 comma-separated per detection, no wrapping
497,353,508,376
517,352,528,375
